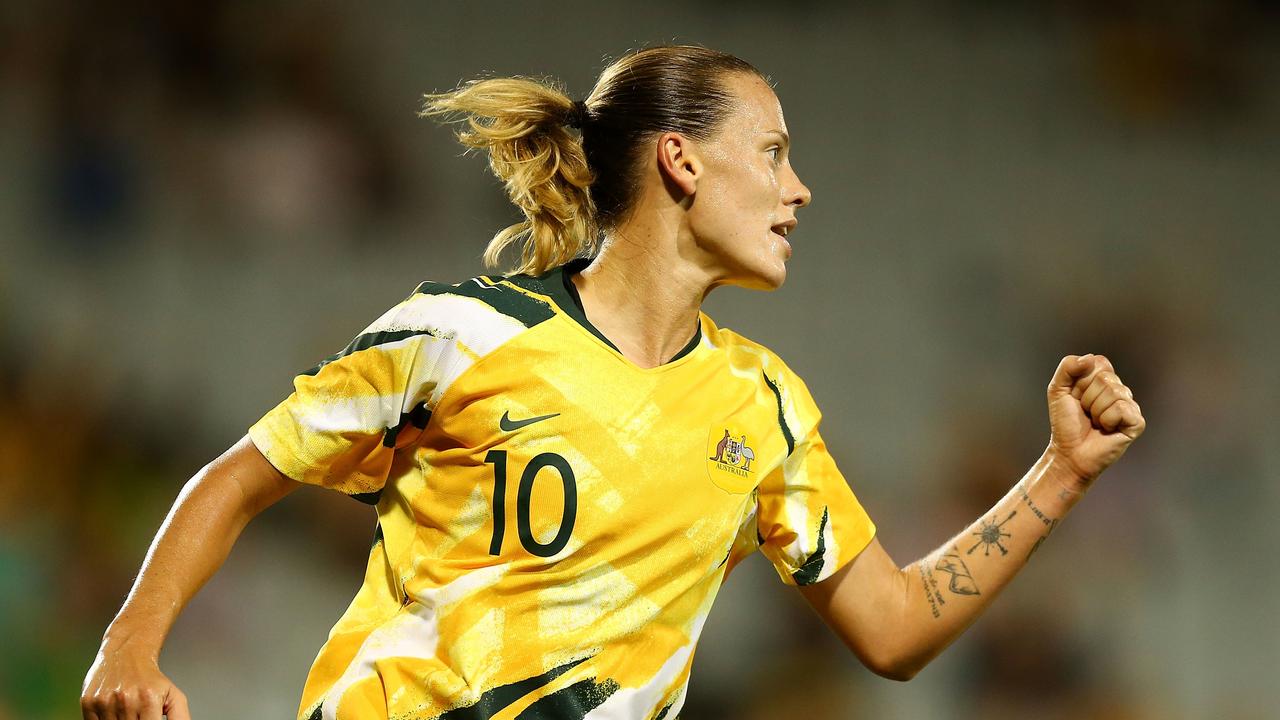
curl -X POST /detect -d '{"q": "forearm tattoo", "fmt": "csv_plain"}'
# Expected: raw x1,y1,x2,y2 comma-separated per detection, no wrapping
1027,533,1052,559
921,545,980,619
936,548,980,595
920,565,942,619
918,481,1066,620
1015,482,1056,529
968,510,1015,556
1015,482,1060,559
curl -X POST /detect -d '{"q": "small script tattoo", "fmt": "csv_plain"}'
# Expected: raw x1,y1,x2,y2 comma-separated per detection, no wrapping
920,565,943,619
968,510,1015,556
935,547,980,596
1016,482,1058,530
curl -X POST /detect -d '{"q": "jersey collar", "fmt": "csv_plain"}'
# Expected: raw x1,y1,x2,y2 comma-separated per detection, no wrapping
532,258,703,365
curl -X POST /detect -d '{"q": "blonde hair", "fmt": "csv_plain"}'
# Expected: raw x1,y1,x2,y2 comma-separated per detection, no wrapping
421,78,595,276
422,46,764,276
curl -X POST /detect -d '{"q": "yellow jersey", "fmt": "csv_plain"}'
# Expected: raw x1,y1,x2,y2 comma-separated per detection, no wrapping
249,259,876,720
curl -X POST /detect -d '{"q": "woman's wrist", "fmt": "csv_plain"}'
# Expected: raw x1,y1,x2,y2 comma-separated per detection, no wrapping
101,616,166,660
1036,446,1092,508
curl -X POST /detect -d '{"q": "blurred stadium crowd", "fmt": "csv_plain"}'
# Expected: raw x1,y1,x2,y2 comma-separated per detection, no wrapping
1,2,1276,718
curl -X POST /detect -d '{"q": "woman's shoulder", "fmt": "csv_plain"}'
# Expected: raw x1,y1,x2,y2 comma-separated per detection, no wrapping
407,274,559,329
699,315,825,435
367,273,552,333
346,273,559,361
699,314,801,380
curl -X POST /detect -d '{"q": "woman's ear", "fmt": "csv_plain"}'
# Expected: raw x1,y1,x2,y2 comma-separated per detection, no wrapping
655,132,701,197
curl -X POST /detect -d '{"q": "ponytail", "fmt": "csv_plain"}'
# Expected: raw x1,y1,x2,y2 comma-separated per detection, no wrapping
423,46,765,276
421,78,597,276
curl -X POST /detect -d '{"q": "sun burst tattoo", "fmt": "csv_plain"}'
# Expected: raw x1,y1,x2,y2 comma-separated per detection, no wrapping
968,510,1016,556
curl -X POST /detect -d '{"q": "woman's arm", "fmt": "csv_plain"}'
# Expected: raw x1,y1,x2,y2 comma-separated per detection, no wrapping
800,354,1145,680
80,435,298,720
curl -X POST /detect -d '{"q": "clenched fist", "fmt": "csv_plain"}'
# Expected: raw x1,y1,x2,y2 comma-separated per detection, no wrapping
81,641,191,720
1046,354,1146,488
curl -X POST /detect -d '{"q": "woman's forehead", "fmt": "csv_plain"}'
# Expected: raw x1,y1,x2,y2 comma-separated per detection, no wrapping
722,73,786,134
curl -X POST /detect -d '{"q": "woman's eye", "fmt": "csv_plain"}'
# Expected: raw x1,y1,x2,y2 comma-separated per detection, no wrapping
767,147,781,163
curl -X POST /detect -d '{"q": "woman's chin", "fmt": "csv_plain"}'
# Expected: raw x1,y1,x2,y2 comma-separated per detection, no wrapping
731,263,787,291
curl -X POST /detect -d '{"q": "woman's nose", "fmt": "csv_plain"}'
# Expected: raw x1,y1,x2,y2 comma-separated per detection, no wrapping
786,172,812,208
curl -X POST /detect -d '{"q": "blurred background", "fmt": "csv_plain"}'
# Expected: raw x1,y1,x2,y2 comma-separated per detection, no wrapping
1,0,1277,718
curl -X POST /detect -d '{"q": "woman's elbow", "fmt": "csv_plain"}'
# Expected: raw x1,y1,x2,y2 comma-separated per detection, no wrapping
859,646,927,682
868,660,921,682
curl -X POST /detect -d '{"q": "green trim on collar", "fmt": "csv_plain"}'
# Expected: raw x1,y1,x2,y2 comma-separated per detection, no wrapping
516,259,702,364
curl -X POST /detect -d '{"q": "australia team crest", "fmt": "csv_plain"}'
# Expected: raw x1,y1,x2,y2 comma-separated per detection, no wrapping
706,426,758,494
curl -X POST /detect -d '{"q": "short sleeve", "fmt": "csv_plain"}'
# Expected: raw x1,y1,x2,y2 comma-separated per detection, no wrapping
756,364,876,586
248,289,465,501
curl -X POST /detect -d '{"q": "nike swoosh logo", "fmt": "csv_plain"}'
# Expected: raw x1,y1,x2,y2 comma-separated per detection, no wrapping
500,411,560,432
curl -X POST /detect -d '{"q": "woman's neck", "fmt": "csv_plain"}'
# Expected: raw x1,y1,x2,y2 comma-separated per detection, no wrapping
571,226,710,369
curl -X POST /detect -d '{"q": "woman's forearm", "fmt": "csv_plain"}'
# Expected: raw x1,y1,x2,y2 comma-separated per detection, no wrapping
99,436,295,656
799,356,1144,681
891,449,1085,676
83,437,298,719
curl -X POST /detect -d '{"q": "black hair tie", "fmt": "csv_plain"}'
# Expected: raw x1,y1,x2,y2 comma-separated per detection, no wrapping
567,100,589,129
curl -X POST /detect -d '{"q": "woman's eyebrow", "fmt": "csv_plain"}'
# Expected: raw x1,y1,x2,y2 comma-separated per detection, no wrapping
763,129,790,146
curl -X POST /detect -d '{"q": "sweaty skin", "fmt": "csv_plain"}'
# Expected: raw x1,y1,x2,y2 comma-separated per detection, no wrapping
81,65,1145,717
81,436,297,720
573,72,810,368
799,354,1144,679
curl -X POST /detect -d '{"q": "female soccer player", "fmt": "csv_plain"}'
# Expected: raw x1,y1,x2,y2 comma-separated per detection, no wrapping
81,46,1145,720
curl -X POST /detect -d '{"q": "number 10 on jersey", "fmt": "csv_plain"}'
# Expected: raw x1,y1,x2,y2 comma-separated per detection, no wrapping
484,450,578,558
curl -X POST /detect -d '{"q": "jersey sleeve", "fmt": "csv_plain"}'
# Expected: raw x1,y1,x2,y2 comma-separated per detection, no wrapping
247,288,467,500
756,362,877,586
